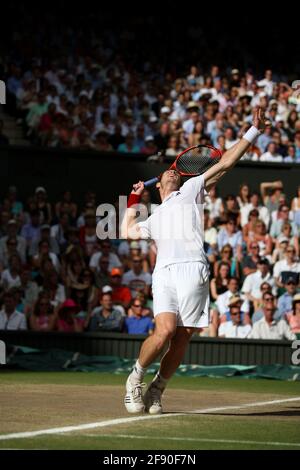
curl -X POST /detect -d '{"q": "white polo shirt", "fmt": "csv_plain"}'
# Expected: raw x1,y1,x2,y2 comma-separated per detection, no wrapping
249,317,296,341
273,259,300,280
216,290,250,315
242,271,276,299
138,175,208,272
0,310,27,330
218,321,252,338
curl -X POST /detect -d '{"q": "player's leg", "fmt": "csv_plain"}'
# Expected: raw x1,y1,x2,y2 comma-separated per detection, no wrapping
144,326,197,414
124,312,177,414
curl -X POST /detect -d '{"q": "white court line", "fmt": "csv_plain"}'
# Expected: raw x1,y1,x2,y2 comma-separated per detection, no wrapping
86,433,300,448
0,396,299,441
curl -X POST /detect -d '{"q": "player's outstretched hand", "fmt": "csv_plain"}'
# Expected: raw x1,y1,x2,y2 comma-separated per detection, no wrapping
132,181,145,195
253,107,271,131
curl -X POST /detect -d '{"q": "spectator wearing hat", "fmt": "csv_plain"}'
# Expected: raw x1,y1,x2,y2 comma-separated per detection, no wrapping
215,277,250,323
122,257,152,298
109,268,132,309
34,186,52,225
88,292,124,332
273,246,300,289
57,298,84,332
277,277,299,318
242,258,275,305
141,135,158,156
118,239,149,273
124,299,154,335
286,294,300,336
249,292,296,340
218,295,252,338
0,291,27,330
271,236,290,264
29,292,56,331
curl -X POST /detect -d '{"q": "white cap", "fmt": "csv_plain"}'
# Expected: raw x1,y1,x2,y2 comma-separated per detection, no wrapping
149,115,158,123
35,186,46,194
160,106,170,114
145,135,154,142
102,285,113,294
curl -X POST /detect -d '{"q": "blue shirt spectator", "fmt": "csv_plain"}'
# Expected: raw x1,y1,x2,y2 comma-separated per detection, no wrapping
125,316,154,335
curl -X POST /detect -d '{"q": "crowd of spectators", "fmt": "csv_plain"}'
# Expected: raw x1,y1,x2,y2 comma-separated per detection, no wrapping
1,8,299,163
0,180,300,341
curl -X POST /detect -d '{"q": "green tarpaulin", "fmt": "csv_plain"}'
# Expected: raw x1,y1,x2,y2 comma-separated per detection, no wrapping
4,345,300,381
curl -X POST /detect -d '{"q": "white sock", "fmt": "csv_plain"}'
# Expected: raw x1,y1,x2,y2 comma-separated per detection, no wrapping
152,372,169,391
130,360,147,384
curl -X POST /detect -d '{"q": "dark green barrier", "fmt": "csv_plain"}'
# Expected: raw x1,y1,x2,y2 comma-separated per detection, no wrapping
0,331,295,366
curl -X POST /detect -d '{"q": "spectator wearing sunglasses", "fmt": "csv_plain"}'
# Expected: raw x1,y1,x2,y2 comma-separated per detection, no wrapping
249,292,296,340
277,278,298,318
273,246,300,289
270,204,298,239
124,299,154,335
218,295,252,338
241,242,261,277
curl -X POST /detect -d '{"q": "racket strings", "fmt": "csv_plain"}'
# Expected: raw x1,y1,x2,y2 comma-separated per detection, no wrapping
176,147,220,175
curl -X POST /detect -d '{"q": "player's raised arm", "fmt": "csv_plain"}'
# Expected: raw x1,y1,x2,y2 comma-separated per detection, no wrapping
121,181,147,240
204,107,268,191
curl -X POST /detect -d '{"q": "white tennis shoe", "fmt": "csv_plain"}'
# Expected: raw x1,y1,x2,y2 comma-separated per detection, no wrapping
124,376,146,413
144,382,163,415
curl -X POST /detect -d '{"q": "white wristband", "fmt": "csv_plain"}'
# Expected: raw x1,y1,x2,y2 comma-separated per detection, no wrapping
243,126,260,143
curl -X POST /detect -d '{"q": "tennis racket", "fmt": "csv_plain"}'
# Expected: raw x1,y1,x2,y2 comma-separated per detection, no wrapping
144,144,222,187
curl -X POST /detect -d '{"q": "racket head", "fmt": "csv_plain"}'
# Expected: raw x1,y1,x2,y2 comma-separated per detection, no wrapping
173,144,222,176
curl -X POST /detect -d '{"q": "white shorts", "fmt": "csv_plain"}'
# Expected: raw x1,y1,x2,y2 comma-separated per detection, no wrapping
152,262,210,328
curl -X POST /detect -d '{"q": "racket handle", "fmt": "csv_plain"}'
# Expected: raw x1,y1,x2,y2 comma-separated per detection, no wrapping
144,177,159,187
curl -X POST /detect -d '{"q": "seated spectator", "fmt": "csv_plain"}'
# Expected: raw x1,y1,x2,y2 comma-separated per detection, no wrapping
205,186,223,221
249,294,296,340
89,240,122,273
240,191,270,229
279,222,299,257
222,195,240,221
218,295,252,338
204,209,218,252
273,246,300,289
0,219,26,266
50,213,70,251
252,291,281,323
29,224,59,257
94,254,110,289
215,277,250,323
284,144,297,163
286,294,300,336
122,257,152,298
118,239,149,271
19,266,39,314
117,133,140,153
29,292,56,331
55,190,78,223
270,204,299,239
242,209,259,245
32,240,61,273
249,220,273,259
242,258,275,306
88,292,124,332
124,299,154,335
242,242,261,277
57,298,84,332
127,292,153,317
236,183,250,209
217,216,243,260
20,209,41,247
210,261,230,301
0,290,27,330
277,277,298,319
260,180,284,215
252,281,273,313
79,210,98,258
1,254,22,289
34,186,52,225
42,269,66,310
260,142,283,162
213,244,240,279
109,268,132,309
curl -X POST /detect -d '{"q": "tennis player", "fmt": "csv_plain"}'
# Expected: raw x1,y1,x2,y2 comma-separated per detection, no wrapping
122,107,267,414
